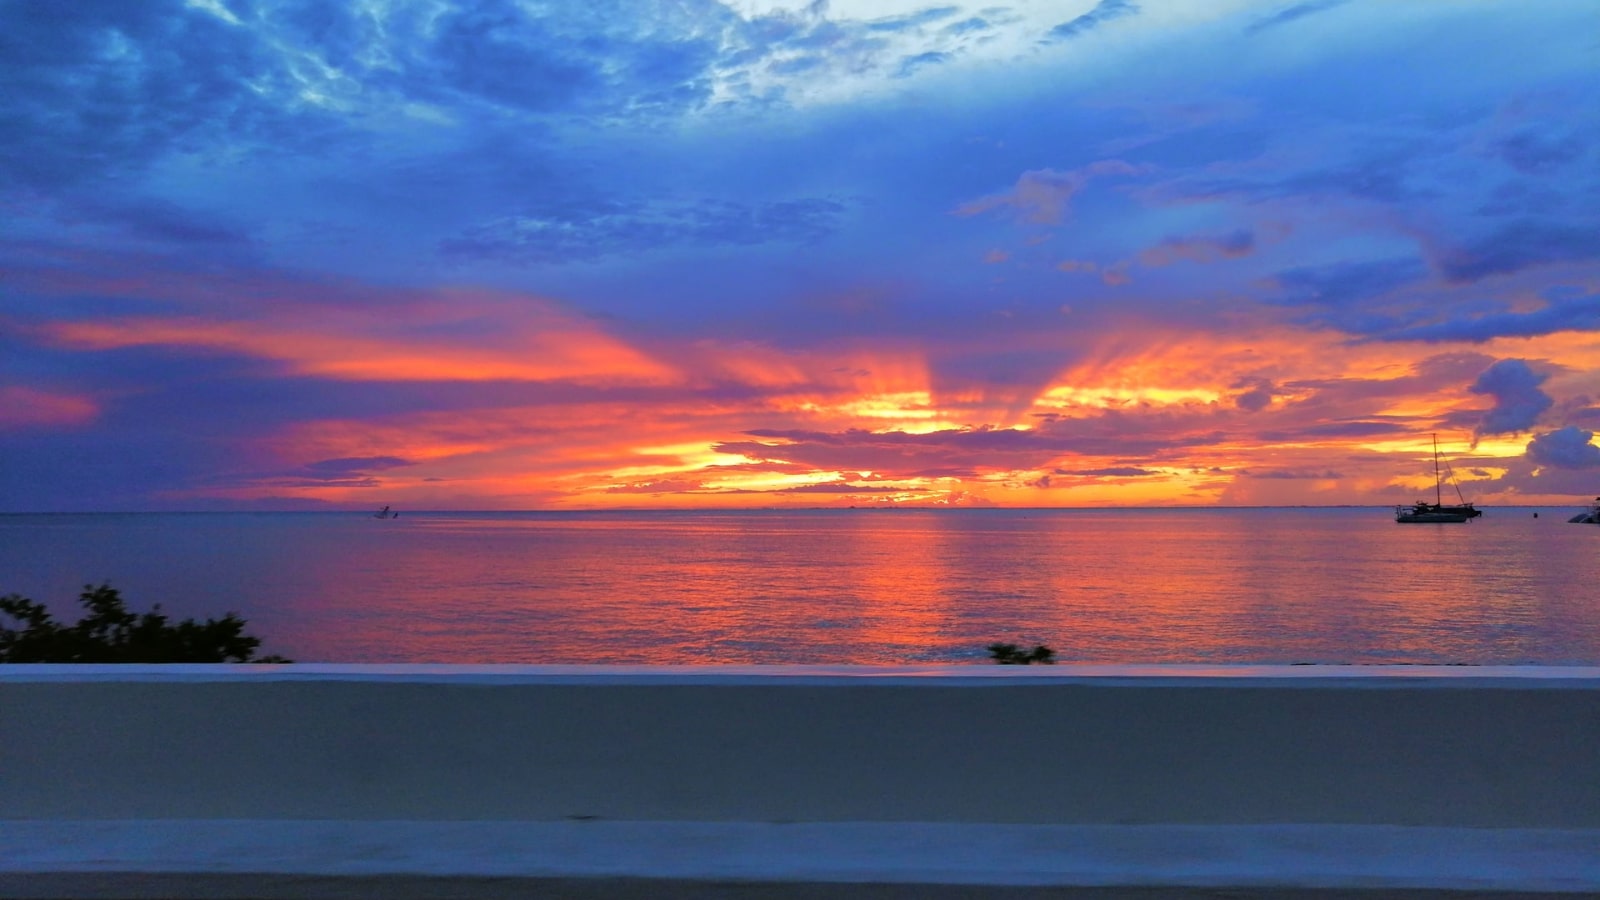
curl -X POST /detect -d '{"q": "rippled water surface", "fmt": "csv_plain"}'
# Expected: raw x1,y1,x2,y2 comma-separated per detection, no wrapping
3,508,1597,664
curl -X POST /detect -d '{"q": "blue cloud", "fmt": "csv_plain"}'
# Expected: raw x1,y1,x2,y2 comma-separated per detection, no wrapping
1267,258,1427,308
1469,359,1552,437
1245,0,1350,35
0,0,322,190
943,17,992,36
896,51,952,78
867,7,960,32
1526,427,1600,469
439,196,848,264
1373,287,1600,344
1432,222,1600,284
1139,229,1255,267
1047,0,1139,41
1493,130,1586,175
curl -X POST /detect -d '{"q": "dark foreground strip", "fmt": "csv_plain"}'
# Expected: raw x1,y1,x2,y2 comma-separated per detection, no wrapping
0,874,1585,900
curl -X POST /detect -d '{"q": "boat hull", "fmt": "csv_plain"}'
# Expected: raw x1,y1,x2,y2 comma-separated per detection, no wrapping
1395,503,1481,524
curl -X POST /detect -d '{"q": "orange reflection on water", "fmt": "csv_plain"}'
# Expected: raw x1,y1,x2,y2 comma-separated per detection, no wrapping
79,509,1597,666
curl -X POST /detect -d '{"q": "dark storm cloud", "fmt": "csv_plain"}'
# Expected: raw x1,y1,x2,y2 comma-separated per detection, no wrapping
1244,0,1350,35
1526,427,1600,469
1232,378,1275,412
1475,181,1570,217
0,0,319,190
1493,130,1587,175
1288,158,1428,204
259,0,730,120
426,0,724,115
1267,258,1427,308
72,199,253,248
297,456,414,480
1468,359,1552,437
1431,221,1600,284
1047,0,1139,41
439,197,848,264
1373,287,1600,344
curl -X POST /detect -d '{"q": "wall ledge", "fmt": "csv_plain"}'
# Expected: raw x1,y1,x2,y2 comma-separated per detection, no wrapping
6,662,1600,686
3,821,1598,893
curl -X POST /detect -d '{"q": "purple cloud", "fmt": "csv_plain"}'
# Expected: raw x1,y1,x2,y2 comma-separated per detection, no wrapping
1432,221,1600,285
1526,427,1600,469
955,161,1146,225
1139,229,1256,267
1372,287,1600,344
1469,359,1552,437
1233,379,1275,412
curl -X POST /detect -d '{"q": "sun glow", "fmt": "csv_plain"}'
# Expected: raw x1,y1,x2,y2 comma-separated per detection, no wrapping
1035,384,1224,409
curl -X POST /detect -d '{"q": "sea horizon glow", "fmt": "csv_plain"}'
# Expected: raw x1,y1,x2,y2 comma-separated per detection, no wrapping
3,0,1598,512
6,508,1599,664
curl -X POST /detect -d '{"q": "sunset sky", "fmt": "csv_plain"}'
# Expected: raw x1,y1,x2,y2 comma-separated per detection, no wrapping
3,0,1598,511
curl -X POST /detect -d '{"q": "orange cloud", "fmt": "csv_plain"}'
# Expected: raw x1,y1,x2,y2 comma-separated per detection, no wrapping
0,386,98,428
36,289,677,385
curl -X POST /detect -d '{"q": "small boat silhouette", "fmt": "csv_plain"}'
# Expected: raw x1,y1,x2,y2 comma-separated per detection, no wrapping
1394,434,1481,523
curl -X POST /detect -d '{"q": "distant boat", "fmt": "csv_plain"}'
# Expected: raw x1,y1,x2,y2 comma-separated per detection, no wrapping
373,505,399,519
1395,435,1482,523
1568,497,1600,524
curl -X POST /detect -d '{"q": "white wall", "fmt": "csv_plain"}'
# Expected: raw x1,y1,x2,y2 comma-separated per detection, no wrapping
4,665,1598,827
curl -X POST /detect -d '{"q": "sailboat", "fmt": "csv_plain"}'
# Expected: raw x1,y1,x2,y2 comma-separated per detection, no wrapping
373,505,399,519
1395,435,1482,523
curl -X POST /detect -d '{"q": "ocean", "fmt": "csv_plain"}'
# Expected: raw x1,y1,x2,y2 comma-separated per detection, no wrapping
2,507,1597,665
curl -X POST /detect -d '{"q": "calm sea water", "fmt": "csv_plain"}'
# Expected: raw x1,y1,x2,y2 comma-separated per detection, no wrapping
2,508,1597,665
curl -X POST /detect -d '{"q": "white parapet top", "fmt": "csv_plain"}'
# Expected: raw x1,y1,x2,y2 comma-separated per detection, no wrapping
3,665,1599,894
7,661,1600,684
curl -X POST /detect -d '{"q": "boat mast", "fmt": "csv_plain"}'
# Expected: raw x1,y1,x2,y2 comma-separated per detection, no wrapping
1432,433,1441,506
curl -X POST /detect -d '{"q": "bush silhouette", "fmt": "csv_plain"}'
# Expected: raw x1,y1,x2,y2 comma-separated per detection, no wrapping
987,642,1055,665
0,583,290,663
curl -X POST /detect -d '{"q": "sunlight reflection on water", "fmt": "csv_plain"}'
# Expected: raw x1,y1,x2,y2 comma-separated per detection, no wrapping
2,508,1596,665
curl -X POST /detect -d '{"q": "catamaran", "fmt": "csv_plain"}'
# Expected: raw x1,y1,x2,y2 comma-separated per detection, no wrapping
1395,435,1481,523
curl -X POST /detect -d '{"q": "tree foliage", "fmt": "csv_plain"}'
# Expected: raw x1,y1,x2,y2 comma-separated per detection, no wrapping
987,642,1056,665
0,584,290,663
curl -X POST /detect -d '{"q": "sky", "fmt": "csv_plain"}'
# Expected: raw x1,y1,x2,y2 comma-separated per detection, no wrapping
2,0,1599,511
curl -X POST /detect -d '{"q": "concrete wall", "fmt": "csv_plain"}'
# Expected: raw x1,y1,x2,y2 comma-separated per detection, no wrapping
4,665,1598,828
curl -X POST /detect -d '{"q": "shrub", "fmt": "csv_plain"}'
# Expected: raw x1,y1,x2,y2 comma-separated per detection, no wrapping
0,584,290,663
986,642,1055,665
